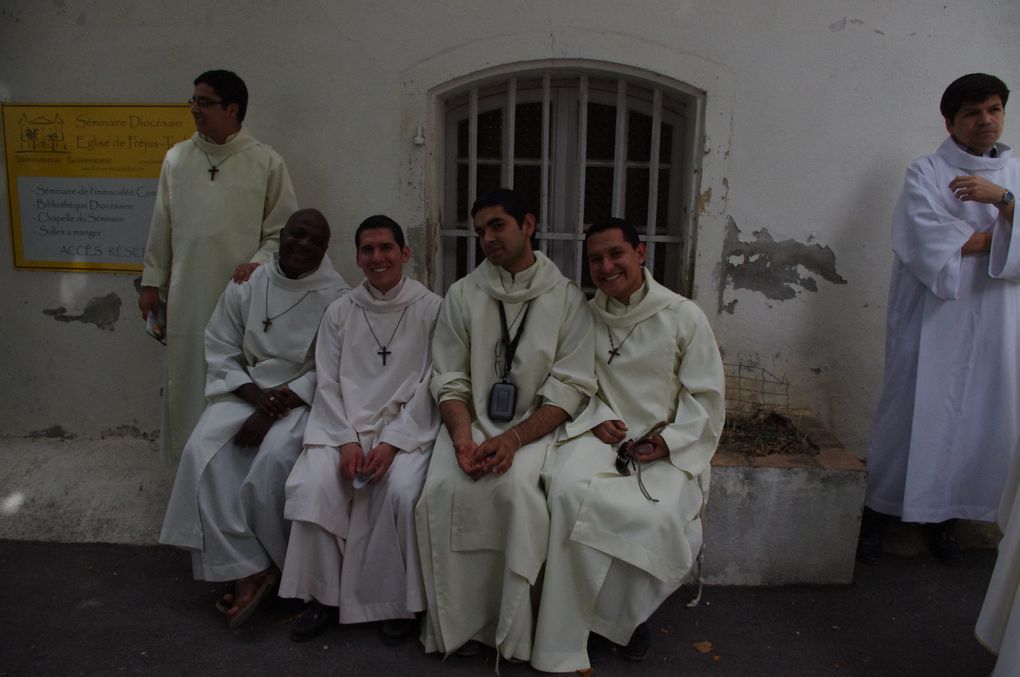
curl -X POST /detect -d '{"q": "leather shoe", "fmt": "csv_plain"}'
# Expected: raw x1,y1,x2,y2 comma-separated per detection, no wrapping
380,617,418,646
290,600,332,642
618,623,650,662
856,507,885,565
587,632,612,663
929,521,963,566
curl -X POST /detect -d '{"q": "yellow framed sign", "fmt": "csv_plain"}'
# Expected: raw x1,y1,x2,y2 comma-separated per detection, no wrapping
2,104,193,272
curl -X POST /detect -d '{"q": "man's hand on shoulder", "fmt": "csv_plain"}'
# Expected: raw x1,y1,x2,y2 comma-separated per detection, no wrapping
232,262,261,283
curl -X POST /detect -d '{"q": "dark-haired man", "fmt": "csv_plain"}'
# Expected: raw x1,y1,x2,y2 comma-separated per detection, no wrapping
862,73,1020,565
139,69,298,464
531,219,724,672
416,189,596,663
160,209,348,628
280,216,442,644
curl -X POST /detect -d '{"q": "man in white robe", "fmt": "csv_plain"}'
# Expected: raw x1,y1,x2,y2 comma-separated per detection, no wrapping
862,73,1020,565
139,69,298,464
416,188,597,663
160,209,348,628
976,446,1020,676
279,216,442,644
531,219,725,672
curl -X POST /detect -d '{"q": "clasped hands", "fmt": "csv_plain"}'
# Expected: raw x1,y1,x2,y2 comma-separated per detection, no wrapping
232,384,305,448
453,431,519,480
338,441,398,485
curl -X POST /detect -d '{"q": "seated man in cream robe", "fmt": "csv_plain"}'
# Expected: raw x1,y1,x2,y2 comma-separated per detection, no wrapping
416,188,596,663
160,209,348,628
531,218,725,672
279,216,442,644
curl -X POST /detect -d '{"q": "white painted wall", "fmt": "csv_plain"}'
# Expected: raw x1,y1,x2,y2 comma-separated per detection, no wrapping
2,0,1019,464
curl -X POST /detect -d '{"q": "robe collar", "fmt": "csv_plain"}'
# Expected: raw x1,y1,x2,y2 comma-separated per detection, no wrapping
350,275,432,311
937,136,1011,172
266,253,349,293
469,250,562,303
191,127,259,157
591,268,683,328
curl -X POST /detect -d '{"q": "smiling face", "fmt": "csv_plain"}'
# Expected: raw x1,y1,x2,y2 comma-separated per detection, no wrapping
586,227,647,304
190,82,240,143
946,95,1005,155
473,205,536,274
356,227,410,293
278,210,330,279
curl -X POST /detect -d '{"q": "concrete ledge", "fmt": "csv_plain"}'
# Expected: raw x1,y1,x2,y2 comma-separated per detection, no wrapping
703,416,867,586
0,436,172,544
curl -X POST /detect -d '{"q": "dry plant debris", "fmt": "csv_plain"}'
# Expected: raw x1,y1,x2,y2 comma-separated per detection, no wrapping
720,409,819,456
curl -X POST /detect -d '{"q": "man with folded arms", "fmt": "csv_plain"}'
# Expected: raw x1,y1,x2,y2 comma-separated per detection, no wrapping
532,218,725,672
160,209,348,627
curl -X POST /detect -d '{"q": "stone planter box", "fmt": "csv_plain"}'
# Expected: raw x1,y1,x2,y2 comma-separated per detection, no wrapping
701,412,866,586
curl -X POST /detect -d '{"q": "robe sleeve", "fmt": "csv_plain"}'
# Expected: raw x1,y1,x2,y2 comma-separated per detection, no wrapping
661,302,726,478
203,281,254,399
249,150,297,265
302,299,359,448
536,283,597,419
989,213,1020,281
378,302,442,453
562,394,621,439
140,157,173,289
430,288,473,405
891,158,973,300
285,344,318,405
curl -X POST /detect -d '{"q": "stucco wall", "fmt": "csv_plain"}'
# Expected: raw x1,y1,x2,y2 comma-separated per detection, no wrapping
2,0,1019,462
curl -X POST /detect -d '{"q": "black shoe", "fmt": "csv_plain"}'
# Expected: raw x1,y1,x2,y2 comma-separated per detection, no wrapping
290,600,332,642
380,617,418,646
587,632,612,663
929,521,963,566
618,623,650,662
856,507,886,565
455,640,484,657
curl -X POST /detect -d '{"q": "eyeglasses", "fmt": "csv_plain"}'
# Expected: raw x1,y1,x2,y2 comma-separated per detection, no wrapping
188,97,225,109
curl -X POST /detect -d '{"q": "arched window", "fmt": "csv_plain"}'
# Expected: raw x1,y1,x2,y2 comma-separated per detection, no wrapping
438,69,703,295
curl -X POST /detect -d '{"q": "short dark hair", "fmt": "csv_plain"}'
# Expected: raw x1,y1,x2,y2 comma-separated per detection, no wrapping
194,70,249,122
940,73,1009,122
356,214,406,249
584,218,642,249
470,188,532,226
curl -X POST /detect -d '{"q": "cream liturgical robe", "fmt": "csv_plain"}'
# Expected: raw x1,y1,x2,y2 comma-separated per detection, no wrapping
142,128,298,464
977,450,1020,676
416,251,596,661
159,255,348,581
279,277,442,624
867,137,1020,523
531,272,725,673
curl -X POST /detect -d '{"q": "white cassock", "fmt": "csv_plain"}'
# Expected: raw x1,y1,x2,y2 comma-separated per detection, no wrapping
531,271,725,673
976,447,1020,676
159,255,347,581
280,277,442,623
416,251,596,661
142,128,298,464
866,137,1020,524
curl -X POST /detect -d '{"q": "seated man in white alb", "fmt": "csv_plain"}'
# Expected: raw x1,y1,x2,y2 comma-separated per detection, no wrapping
160,209,349,628
280,215,442,644
531,218,725,672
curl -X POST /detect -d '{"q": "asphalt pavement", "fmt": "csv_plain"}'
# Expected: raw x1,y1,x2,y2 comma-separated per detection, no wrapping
0,540,999,676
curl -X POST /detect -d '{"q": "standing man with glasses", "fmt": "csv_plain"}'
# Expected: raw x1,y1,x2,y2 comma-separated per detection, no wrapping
416,188,596,665
139,69,298,464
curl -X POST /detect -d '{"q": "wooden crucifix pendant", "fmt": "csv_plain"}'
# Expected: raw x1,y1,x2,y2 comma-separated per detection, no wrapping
378,346,391,366
262,318,272,332
607,347,621,364
208,166,219,181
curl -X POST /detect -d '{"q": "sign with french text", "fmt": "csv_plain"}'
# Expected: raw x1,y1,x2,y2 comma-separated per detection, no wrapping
2,104,193,272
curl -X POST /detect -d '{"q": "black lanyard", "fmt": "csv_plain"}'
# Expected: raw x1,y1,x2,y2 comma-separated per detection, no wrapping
498,300,531,383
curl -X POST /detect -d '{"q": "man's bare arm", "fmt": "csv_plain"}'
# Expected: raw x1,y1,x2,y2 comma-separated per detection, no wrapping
951,175,1015,255
440,399,483,478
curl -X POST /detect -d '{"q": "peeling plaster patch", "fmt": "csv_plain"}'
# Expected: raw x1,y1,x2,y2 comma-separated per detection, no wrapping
697,187,712,214
28,425,77,440
44,292,121,331
722,299,738,315
717,217,847,313
100,424,158,441
829,17,847,31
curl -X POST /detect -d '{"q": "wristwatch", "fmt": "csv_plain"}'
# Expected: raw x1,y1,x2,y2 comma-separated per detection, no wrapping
1000,189,1015,206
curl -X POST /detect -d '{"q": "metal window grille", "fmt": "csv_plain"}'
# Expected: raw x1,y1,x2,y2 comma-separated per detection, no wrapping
439,71,701,295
